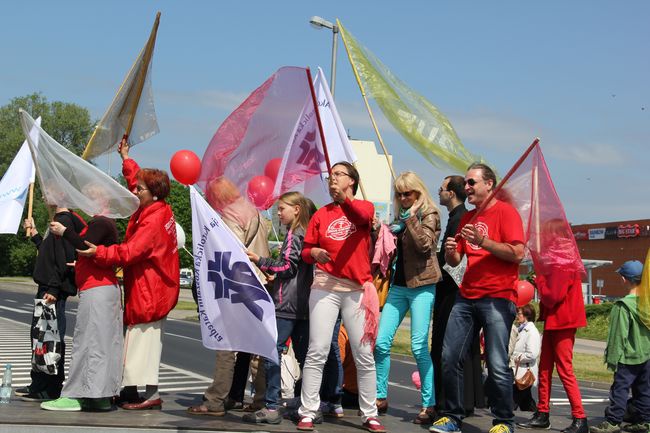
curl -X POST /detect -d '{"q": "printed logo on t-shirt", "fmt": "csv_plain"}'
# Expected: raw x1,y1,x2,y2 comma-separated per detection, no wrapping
468,222,488,250
326,216,357,241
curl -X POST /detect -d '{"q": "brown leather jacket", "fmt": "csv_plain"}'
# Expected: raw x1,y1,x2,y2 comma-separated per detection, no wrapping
398,209,442,288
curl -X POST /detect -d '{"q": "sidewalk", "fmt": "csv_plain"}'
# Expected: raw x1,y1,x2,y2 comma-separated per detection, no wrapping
0,394,601,433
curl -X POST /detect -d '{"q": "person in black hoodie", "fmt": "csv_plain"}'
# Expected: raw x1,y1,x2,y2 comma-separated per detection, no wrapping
18,207,86,402
242,192,315,425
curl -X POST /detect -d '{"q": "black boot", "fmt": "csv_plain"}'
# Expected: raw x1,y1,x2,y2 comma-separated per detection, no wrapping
518,412,551,430
561,418,588,433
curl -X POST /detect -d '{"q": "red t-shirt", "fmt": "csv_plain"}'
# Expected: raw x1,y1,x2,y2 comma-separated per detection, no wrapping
456,200,524,302
302,198,374,286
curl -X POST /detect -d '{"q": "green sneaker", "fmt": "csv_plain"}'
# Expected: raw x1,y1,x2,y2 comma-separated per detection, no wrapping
590,421,621,433
41,397,83,411
623,423,649,433
83,398,113,412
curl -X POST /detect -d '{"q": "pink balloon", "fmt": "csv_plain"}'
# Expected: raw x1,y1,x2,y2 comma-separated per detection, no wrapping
170,150,201,185
264,158,282,183
516,280,535,307
247,175,275,208
411,371,421,390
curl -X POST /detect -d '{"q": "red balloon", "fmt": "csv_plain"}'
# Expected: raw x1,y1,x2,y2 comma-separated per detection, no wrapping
170,150,202,185
247,175,275,208
264,158,282,183
516,280,535,307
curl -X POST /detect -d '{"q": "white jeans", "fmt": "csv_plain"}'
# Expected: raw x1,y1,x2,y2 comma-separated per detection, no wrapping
299,288,378,421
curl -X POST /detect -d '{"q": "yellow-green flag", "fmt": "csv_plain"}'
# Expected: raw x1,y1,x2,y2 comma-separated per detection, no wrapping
339,21,487,173
640,248,650,329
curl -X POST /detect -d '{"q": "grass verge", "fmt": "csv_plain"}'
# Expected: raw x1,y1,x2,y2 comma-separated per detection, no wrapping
392,328,611,383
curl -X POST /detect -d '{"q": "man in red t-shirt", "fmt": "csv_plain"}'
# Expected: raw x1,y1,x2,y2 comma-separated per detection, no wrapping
431,163,524,433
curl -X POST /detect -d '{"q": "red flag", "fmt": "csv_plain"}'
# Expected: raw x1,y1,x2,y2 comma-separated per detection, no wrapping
197,67,327,209
493,142,584,279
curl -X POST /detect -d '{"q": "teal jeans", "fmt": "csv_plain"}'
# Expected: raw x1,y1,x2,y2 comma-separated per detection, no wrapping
374,284,436,407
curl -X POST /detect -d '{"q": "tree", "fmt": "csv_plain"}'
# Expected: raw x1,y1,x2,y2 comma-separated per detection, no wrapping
167,181,193,269
0,93,95,276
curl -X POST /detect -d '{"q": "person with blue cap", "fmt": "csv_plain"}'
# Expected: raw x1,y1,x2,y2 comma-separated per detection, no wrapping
590,260,650,433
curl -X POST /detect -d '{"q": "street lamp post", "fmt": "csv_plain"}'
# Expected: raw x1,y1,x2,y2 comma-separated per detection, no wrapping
309,15,339,97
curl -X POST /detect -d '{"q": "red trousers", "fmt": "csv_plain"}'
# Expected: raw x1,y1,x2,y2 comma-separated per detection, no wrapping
537,328,585,418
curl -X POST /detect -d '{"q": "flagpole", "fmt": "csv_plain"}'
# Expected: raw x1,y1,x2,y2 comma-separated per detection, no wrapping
26,182,35,237
466,138,540,225
306,67,332,173
338,19,396,181
123,11,161,143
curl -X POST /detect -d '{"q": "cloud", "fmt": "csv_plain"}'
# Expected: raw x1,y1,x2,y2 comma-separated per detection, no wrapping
448,110,626,167
157,88,250,112
545,142,625,166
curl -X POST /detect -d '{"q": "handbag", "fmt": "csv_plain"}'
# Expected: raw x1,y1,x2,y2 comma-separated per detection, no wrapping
31,299,62,375
514,358,535,390
372,266,392,310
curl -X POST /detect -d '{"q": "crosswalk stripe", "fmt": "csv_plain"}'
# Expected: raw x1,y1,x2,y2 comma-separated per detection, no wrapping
0,316,212,393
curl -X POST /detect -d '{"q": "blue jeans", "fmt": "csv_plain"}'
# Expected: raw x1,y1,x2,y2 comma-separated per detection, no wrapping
264,318,309,409
606,360,650,424
441,295,516,429
374,284,435,407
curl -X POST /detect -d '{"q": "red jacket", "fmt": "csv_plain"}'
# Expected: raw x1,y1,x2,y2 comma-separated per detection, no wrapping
94,159,180,326
537,269,587,330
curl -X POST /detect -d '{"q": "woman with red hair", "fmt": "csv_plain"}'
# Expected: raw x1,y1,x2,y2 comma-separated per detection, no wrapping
78,139,180,410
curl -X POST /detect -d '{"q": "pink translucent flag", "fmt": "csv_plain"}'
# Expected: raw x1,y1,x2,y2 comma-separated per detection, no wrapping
197,67,327,209
494,142,585,278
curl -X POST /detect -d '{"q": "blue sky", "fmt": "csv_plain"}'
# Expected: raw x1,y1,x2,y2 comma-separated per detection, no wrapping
2,1,648,225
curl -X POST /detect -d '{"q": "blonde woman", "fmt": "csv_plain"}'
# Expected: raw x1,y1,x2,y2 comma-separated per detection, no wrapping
374,171,442,424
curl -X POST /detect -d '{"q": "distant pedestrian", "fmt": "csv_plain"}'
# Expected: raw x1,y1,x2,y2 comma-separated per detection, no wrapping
509,304,541,412
590,260,650,433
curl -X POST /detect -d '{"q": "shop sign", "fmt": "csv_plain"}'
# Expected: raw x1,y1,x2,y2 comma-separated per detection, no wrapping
605,227,618,239
588,228,606,240
573,230,588,240
617,224,640,238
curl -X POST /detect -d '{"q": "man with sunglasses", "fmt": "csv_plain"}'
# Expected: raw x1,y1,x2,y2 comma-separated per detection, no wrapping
431,164,524,433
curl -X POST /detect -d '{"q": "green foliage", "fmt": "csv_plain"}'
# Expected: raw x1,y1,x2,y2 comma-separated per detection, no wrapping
585,303,614,319
0,93,94,276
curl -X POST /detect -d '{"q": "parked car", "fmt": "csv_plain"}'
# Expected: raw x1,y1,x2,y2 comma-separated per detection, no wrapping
180,268,193,288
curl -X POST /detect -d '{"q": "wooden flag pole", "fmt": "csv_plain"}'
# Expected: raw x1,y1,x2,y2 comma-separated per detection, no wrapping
464,138,540,226
338,19,396,182
26,182,35,237
306,67,368,200
124,11,161,142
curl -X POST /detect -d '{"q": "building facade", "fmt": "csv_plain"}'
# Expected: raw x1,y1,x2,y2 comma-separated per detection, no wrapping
571,219,650,297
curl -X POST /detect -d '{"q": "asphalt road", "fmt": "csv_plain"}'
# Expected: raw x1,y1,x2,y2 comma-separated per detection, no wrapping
0,280,611,421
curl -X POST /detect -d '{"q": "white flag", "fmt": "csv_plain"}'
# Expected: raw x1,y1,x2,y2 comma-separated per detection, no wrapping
82,15,160,160
190,186,278,364
313,67,357,165
0,117,41,234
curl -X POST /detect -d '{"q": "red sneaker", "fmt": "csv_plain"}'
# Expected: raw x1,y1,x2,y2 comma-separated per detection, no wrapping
297,416,314,431
363,417,387,432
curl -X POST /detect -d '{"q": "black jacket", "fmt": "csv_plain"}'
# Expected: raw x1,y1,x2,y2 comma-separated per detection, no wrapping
32,211,86,298
257,227,313,320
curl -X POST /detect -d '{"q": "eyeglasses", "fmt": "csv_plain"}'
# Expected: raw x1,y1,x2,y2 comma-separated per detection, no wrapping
438,187,451,193
464,178,482,187
135,185,149,193
396,190,415,198
325,171,350,182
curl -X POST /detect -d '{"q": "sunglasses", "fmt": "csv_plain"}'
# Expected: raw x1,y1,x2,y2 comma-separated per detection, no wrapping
396,190,415,198
464,178,482,187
